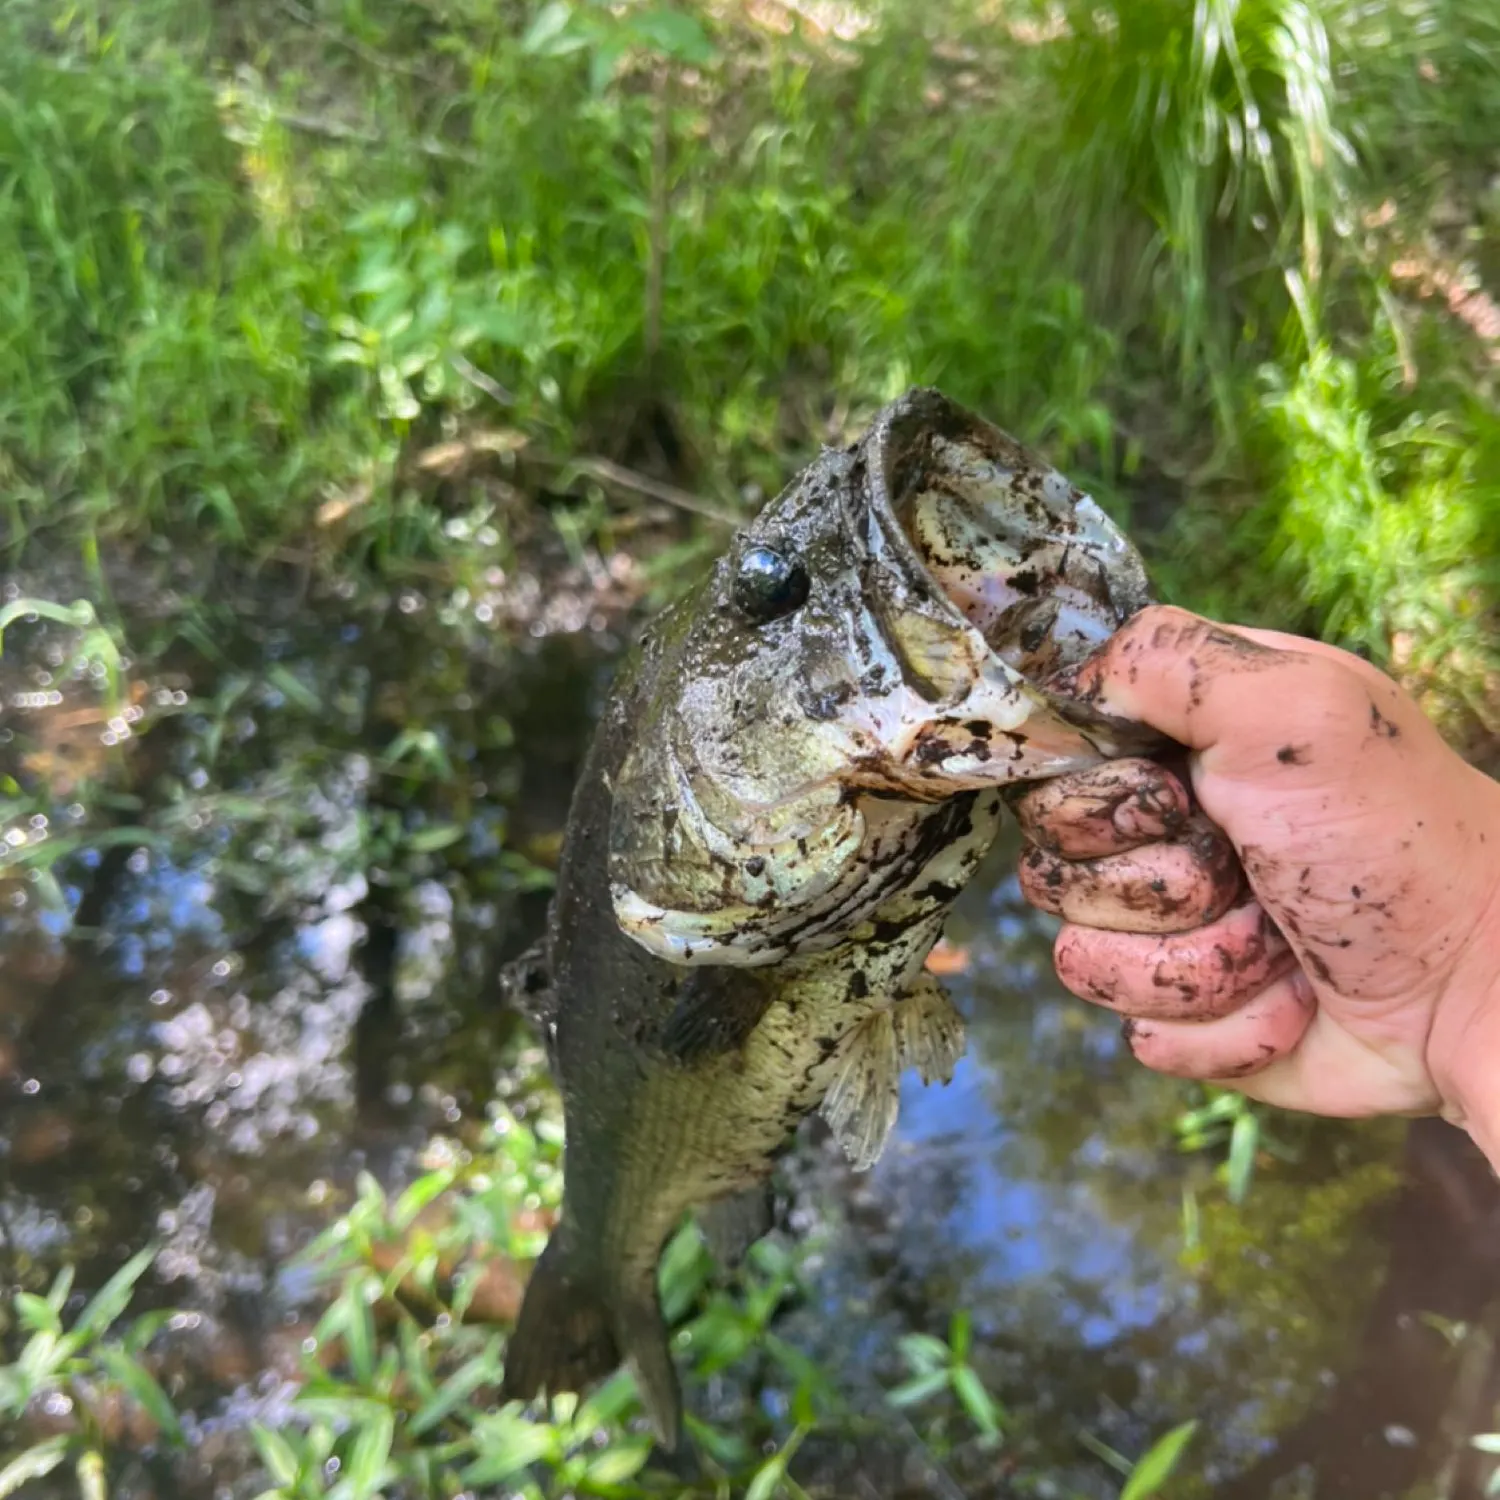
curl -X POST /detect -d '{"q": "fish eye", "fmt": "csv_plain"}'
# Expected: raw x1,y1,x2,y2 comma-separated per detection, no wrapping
732,545,810,623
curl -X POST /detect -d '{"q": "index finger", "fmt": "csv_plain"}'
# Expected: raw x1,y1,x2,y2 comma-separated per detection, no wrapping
1009,757,1192,859
1070,606,1291,751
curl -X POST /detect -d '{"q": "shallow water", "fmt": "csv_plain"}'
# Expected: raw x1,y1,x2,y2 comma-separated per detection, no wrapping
2,557,1497,1498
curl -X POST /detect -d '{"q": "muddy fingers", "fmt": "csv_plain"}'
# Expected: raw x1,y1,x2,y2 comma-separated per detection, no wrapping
1013,604,1500,1162
1054,900,1295,1020
1120,970,1316,1080
1009,757,1191,858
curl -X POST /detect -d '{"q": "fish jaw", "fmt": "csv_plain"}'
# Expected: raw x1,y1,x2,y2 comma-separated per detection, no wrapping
837,386,1167,791
612,790,980,967
838,654,1166,799
862,389,1154,674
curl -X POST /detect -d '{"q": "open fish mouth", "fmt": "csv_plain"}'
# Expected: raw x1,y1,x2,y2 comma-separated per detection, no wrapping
889,425,1148,681
843,388,1161,794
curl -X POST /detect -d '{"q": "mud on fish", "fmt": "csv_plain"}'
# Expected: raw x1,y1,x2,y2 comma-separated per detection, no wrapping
500,388,1163,1446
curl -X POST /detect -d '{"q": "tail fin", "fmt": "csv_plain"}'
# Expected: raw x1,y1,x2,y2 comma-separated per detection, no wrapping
501,1235,682,1450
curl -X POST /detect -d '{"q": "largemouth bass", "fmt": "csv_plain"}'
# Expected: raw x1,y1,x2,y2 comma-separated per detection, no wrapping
500,388,1159,1446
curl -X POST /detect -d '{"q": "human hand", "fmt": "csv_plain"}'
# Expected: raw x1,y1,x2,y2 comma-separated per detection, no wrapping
1013,605,1500,1166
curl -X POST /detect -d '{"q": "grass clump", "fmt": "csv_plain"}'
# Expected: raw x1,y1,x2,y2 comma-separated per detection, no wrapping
1251,328,1500,757
1260,339,1500,654
0,6,364,544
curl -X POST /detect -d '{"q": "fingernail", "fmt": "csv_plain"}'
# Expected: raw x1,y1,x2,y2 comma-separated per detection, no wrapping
1113,784,1187,843
1114,798,1165,841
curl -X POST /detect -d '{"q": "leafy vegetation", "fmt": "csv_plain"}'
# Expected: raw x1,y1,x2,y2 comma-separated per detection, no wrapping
0,1101,1203,1499
2,0,1495,721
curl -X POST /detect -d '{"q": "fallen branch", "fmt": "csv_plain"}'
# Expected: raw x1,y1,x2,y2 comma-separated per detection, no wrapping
448,351,516,407
275,108,478,165
569,456,742,527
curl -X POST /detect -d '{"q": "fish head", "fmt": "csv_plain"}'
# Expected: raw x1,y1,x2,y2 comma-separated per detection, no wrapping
609,388,1163,966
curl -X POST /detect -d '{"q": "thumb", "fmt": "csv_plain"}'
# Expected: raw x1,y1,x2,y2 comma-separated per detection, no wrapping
1073,604,1361,763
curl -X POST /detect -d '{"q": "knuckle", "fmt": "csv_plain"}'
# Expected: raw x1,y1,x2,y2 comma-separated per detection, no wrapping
1123,602,1196,636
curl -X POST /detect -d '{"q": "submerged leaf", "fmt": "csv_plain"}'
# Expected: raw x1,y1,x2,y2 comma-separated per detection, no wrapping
886,1370,950,1408
953,1366,1002,1441
896,1332,951,1374
410,1343,504,1437
250,1426,301,1489
95,1346,186,1445
1121,1420,1200,1500
73,1245,158,1339
344,1408,396,1499
1226,1108,1260,1203
584,1438,653,1485
0,1437,71,1498
463,1410,557,1484
745,1454,788,1500
15,1294,62,1337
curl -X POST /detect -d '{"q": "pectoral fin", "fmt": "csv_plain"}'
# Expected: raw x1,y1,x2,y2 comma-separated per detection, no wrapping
659,969,774,1063
821,1008,901,1172
894,973,966,1085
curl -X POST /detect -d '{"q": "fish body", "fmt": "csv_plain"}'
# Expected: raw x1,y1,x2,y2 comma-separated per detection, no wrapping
500,389,1159,1446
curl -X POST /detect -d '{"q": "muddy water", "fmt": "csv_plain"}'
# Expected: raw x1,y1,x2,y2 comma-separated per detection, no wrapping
1,560,1497,1498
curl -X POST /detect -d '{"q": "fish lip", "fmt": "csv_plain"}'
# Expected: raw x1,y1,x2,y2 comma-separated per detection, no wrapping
849,386,1150,645
843,397,980,644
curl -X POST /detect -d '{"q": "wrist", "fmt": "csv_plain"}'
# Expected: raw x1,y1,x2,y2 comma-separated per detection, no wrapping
1434,989,1500,1172
1429,776,1500,1171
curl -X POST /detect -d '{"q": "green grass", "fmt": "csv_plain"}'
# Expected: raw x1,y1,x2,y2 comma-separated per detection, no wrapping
3,0,1495,719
